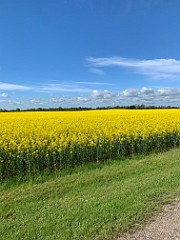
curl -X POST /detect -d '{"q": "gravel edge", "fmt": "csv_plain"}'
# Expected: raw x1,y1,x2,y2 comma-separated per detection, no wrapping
117,201,180,240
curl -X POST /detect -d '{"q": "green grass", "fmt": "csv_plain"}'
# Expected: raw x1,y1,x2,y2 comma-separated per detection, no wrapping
0,148,180,240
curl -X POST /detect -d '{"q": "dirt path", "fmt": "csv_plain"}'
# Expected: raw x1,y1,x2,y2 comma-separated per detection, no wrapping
118,202,180,240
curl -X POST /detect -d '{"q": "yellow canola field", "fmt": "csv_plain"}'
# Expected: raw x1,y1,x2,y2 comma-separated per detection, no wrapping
0,109,180,179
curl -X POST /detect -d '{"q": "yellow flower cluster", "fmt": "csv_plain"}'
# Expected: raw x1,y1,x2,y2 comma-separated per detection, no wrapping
0,109,180,179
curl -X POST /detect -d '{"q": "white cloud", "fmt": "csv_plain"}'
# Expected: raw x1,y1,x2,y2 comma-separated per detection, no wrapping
88,68,105,75
156,88,180,96
122,89,139,97
92,90,116,100
42,83,91,93
1,87,180,109
140,87,154,95
30,99,41,104
0,99,21,105
90,87,180,106
0,92,9,98
77,97,90,102
0,82,31,91
87,56,180,80
121,87,180,105
75,81,113,86
50,97,64,103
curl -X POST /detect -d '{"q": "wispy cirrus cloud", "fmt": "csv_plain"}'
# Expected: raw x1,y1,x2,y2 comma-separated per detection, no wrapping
87,56,180,80
41,83,91,93
40,81,113,93
75,81,114,86
0,82,31,91
0,81,113,94
88,68,105,75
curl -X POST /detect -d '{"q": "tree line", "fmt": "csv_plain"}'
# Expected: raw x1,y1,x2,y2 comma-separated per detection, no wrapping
0,104,179,112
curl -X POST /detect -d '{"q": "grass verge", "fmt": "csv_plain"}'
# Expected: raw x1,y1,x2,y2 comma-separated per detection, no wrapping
0,148,180,240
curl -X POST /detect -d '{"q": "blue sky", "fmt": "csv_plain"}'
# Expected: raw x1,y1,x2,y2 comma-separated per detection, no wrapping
0,0,180,109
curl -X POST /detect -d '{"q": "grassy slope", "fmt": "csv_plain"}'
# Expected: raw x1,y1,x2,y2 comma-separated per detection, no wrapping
0,148,180,240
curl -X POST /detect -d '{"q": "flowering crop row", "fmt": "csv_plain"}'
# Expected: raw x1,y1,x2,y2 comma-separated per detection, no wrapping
0,110,180,180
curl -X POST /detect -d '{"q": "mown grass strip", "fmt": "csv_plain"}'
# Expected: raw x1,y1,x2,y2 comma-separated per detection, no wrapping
0,148,180,240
